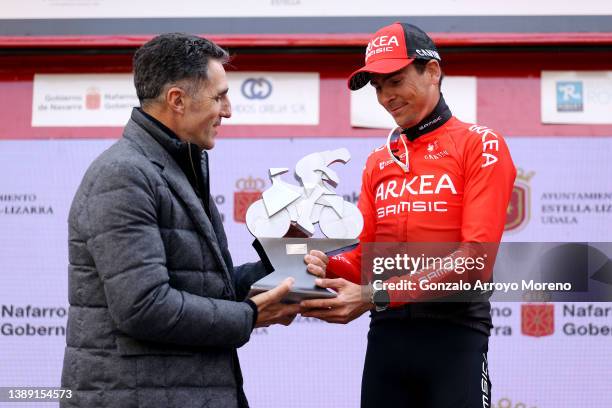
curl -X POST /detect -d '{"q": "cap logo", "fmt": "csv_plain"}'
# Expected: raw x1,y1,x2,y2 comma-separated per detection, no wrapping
366,35,399,61
415,49,440,60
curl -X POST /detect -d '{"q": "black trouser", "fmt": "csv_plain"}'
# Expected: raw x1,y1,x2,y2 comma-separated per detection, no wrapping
361,318,492,408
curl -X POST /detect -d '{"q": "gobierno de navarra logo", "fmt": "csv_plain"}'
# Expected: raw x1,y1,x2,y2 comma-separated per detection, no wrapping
521,303,555,337
85,87,101,110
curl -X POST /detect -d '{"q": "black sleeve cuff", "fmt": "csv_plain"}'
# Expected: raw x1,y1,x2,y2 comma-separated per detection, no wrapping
244,299,258,330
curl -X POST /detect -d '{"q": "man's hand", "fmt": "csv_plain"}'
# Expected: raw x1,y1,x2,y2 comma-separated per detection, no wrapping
304,250,328,278
300,278,372,324
250,278,300,328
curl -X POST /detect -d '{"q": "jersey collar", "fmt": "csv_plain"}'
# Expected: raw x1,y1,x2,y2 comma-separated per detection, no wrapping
401,93,452,142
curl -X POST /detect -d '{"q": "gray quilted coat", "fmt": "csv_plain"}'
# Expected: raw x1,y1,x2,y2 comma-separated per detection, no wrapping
61,109,268,408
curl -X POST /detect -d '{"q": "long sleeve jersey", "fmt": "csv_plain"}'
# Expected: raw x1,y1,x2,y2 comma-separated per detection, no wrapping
329,98,516,333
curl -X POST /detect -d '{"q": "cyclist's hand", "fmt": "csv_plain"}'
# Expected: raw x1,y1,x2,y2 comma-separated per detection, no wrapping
300,278,372,324
304,250,328,278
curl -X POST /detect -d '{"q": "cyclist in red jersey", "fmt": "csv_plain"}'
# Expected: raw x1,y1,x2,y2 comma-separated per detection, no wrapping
301,22,516,407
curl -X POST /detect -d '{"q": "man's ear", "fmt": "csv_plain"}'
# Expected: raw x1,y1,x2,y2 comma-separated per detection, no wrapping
426,60,442,87
165,86,185,114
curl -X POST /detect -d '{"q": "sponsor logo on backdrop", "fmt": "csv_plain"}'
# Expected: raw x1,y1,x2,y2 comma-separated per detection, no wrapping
490,305,513,336
227,72,319,125
491,397,539,408
562,303,612,336
270,0,301,7
587,84,612,107
471,301,612,338
241,78,273,100
36,94,82,112
0,193,53,216
556,81,584,112
32,73,139,126
85,87,101,110
505,168,534,232
543,71,612,124
253,317,327,334
234,176,265,223
101,92,138,110
540,191,612,225
212,195,226,223
521,303,555,337
342,191,360,205
7,3,612,20
1,305,66,337
294,316,325,324
36,88,137,112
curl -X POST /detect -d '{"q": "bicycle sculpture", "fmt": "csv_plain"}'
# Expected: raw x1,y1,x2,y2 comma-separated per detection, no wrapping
245,148,363,239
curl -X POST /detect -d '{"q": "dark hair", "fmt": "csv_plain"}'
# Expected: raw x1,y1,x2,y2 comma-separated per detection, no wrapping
412,59,445,89
133,33,229,107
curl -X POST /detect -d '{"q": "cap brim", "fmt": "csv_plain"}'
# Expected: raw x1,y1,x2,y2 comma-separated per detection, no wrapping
347,58,415,90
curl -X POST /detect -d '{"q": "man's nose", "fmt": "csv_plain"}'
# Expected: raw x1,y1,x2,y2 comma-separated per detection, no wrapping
221,99,231,118
380,87,395,108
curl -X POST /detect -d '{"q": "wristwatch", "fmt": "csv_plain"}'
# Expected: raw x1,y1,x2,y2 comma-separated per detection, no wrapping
370,286,390,312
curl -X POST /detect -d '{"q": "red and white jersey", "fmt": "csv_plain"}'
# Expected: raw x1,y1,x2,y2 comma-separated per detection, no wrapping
329,116,517,287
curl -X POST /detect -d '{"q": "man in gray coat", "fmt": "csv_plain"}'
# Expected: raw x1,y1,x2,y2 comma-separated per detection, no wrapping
61,33,300,408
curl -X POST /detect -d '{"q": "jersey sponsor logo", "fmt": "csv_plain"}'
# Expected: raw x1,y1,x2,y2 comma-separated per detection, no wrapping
468,124,500,168
378,152,406,170
481,353,491,408
365,35,399,61
424,151,450,160
377,201,448,217
424,140,450,160
415,49,441,60
375,174,457,201
374,174,457,217
418,115,442,131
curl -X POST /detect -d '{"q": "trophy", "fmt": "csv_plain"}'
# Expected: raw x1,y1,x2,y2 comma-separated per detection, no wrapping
246,148,364,302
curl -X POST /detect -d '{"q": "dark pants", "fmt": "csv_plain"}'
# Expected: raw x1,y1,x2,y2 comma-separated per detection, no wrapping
361,318,492,408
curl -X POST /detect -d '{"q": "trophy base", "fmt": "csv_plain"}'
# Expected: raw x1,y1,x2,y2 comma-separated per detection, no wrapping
249,237,359,303
248,284,336,304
